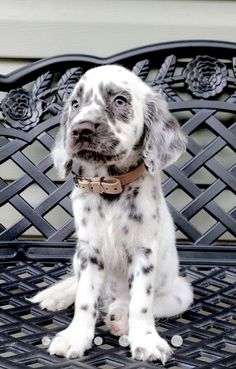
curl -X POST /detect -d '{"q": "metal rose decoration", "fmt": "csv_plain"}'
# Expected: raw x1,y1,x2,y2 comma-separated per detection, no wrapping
2,88,43,131
183,55,227,98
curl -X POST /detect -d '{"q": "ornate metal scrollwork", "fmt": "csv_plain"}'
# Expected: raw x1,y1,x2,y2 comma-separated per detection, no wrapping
1,88,44,131
183,55,228,98
1,67,83,131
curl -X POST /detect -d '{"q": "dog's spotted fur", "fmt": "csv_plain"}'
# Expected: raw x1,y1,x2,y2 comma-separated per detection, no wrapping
30,65,193,363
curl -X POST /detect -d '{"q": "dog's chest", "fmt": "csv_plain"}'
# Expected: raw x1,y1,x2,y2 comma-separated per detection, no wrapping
72,178,158,271
96,199,136,271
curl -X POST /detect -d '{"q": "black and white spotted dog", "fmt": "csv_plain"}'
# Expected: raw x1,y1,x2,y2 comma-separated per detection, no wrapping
30,65,193,363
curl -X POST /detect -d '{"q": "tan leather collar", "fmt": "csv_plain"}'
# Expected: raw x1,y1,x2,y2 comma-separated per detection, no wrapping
74,163,146,194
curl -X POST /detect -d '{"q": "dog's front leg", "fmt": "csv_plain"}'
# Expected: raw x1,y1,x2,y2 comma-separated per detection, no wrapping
49,253,105,359
128,245,172,364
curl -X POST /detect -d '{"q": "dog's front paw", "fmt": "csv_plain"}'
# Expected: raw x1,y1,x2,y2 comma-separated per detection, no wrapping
130,331,172,364
49,326,93,359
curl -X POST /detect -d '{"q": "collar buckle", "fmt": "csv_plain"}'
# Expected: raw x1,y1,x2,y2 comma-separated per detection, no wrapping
74,163,145,195
75,176,123,194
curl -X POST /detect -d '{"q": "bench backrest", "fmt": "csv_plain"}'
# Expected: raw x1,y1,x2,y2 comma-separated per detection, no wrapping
0,41,235,264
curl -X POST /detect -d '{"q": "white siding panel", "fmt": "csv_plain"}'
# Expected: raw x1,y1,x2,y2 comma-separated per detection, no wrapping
0,0,235,59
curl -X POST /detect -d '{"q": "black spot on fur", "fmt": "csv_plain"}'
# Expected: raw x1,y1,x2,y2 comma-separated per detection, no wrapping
81,218,87,226
142,264,154,274
76,84,84,95
84,206,91,213
92,310,97,319
146,331,152,335
123,226,129,235
128,202,143,223
130,202,136,211
80,304,89,311
129,211,143,223
127,255,133,264
152,185,158,201
90,256,98,265
97,204,105,218
146,284,152,295
139,247,152,256
110,314,116,321
122,244,132,264
141,308,148,314
126,187,140,201
80,257,88,270
107,165,127,176
65,159,73,175
145,248,152,256
132,187,140,198
100,193,121,202
78,166,84,177
128,274,134,289
90,256,104,270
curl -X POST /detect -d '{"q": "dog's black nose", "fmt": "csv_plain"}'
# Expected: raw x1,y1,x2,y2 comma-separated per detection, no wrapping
72,121,96,138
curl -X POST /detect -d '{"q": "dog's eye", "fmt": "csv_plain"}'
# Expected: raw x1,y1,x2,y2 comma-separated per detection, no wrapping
71,99,80,110
114,96,127,107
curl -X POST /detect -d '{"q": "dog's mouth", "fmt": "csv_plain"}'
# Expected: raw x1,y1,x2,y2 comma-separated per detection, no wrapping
75,149,126,163
69,135,125,163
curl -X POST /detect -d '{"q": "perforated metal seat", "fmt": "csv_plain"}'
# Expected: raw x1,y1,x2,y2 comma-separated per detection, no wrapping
0,40,235,369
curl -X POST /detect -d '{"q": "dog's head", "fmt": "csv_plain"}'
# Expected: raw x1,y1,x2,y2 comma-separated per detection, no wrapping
53,65,186,178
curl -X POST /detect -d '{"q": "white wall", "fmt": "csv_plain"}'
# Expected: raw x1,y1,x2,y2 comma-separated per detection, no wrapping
0,0,236,70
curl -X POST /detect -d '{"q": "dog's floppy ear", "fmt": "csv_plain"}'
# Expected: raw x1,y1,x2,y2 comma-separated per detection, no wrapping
143,92,187,174
51,101,72,179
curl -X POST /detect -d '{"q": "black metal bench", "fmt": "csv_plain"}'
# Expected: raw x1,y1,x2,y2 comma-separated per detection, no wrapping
0,40,235,369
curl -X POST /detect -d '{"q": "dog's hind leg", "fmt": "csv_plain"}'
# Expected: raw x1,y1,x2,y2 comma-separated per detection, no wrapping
105,300,129,336
153,276,193,318
28,276,77,311
103,275,129,336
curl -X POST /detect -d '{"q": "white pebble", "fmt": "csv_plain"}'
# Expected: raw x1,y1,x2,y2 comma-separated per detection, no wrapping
119,335,129,347
94,336,103,345
171,335,183,347
42,336,51,346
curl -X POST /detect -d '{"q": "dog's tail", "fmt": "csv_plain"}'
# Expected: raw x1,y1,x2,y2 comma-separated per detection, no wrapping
153,276,193,318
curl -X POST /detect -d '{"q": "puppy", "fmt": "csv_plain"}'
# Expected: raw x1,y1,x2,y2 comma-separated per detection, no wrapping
30,65,193,363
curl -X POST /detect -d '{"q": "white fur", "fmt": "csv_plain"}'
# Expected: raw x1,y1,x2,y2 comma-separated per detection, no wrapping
30,65,193,364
